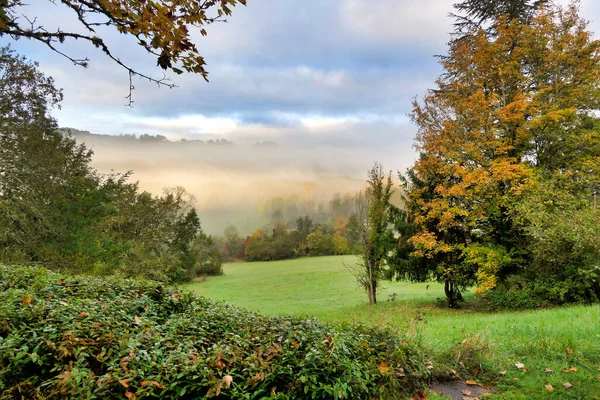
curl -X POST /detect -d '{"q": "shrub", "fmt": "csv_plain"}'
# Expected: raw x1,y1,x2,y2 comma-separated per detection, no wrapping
306,229,335,257
0,266,429,399
483,267,600,311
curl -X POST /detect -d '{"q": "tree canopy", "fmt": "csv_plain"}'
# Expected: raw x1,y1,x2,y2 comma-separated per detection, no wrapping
0,47,221,282
390,3,600,307
452,0,548,33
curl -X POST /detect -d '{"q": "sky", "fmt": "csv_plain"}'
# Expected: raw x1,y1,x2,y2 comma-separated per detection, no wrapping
3,0,600,203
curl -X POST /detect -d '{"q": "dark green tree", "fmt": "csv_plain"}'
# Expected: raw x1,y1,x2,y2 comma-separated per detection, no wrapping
452,0,548,33
0,48,220,282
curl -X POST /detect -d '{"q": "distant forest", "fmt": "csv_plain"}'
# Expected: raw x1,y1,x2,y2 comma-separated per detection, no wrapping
60,128,278,148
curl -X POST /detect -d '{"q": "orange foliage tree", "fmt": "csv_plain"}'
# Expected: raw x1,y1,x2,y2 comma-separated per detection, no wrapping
393,3,600,306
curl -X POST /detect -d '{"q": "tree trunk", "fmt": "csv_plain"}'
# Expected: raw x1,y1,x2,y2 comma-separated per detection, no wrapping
444,279,456,308
367,260,377,305
368,280,377,304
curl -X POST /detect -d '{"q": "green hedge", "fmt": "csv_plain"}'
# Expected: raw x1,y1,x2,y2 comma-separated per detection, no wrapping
0,266,428,399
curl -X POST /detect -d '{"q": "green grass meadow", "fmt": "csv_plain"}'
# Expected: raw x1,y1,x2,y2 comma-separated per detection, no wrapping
186,256,600,399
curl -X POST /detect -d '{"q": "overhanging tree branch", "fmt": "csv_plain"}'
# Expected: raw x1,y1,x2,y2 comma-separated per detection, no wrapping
0,0,247,105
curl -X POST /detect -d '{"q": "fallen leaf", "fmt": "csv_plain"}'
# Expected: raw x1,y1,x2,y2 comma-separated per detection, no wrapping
515,362,525,370
152,380,165,389
545,384,554,391
125,392,136,400
119,378,129,388
466,379,477,386
566,348,573,354
22,295,32,305
563,382,573,389
499,370,507,376
545,368,553,374
462,389,472,396
473,367,479,376
134,316,142,325
250,373,265,384
379,362,389,372
223,375,233,388
78,311,88,318
569,366,578,372
452,369,460,376
411,391,427,400
141,381,150,387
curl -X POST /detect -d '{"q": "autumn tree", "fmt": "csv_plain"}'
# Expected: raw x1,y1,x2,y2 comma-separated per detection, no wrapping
394,3,600,306
0,0,246,102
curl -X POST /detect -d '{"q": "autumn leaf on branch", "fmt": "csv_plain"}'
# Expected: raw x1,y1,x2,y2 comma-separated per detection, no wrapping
0,0,247,105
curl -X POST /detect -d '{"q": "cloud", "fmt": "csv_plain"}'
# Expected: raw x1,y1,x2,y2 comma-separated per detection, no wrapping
340,0,453,46
7,0,600,156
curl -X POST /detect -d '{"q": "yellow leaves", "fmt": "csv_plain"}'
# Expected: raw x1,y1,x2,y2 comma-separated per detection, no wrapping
473,274,496,295
464,244,510,294
496,94,529,124
408,231,455,258
22,295,32,305
465,379,477,386
545,384,554,391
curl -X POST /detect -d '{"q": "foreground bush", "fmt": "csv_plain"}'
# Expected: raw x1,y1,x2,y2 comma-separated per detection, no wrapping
0,266,427,399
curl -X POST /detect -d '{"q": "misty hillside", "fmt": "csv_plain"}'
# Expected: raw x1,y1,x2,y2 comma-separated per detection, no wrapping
61,128,371,234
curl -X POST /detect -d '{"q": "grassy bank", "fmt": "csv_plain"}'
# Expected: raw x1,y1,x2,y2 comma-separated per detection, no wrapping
187,256,600,399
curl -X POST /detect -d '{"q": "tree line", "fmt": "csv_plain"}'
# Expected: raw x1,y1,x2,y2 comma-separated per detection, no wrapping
0,47,222,283
213,195,365,262
61,128,234,146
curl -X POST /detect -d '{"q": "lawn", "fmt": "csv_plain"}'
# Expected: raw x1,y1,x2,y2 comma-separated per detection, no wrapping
186,256,600,399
